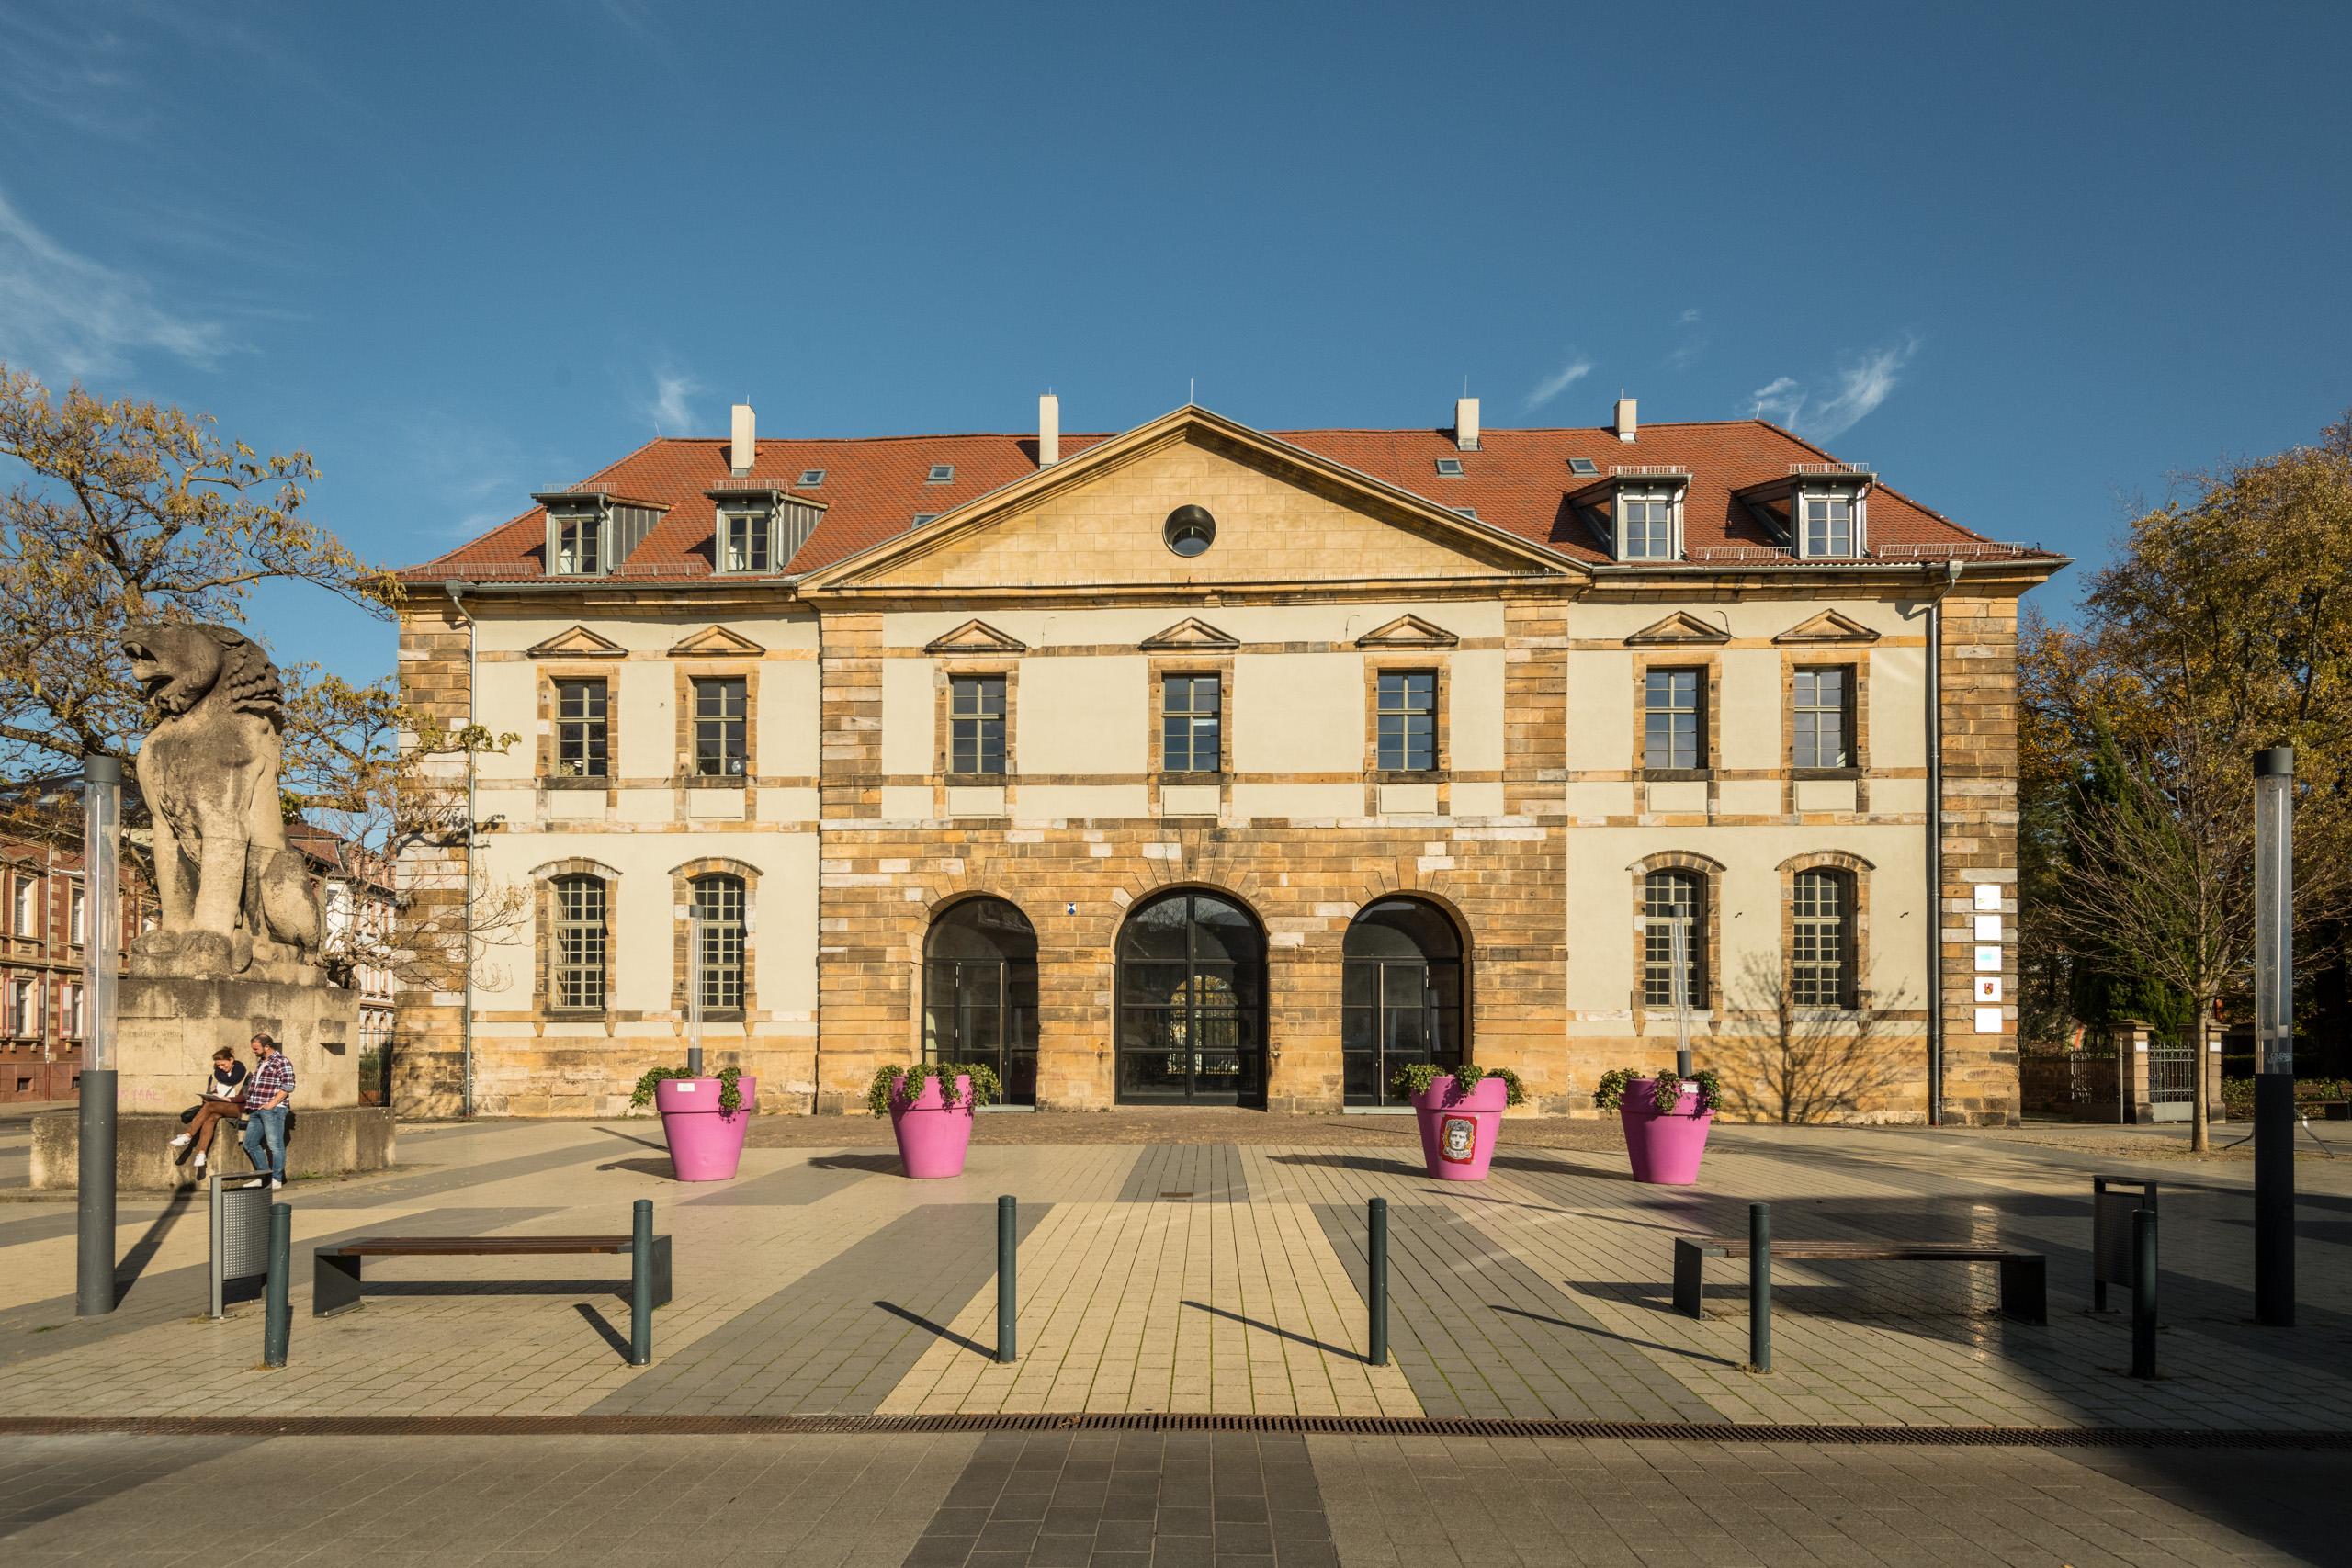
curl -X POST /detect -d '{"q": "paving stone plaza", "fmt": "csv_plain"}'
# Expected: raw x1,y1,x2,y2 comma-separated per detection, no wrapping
3,1109,2348,1564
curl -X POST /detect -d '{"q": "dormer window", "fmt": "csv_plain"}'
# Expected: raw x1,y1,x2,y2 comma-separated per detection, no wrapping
719,508,773,573
548,510,606,576
1571,467,1690,563
1800,491,1858,558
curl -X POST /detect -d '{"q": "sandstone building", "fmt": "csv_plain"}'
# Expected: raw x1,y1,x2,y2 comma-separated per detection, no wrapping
394,397,2059,1122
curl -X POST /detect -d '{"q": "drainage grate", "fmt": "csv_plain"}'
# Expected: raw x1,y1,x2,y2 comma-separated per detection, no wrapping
1,1413,2345,1450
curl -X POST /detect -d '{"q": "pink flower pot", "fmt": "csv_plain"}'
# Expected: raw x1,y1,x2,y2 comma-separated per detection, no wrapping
1619,1084,1713,1185
1410,1075,1509,1180
889,1073,976,1179
654,1076,758,1182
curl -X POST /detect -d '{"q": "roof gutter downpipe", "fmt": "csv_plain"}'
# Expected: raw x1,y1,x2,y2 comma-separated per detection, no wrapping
1926,558,1962,1126
442,581,477,1122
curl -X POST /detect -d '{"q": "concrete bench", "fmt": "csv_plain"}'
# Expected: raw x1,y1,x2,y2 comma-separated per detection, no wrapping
1672,1235,2045,1325
312,1233,672,1323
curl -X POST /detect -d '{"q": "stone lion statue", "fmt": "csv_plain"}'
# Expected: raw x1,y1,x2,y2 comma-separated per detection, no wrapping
124,622,321,978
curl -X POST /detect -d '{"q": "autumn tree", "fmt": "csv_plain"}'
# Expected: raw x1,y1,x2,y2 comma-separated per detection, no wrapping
0,367,519,992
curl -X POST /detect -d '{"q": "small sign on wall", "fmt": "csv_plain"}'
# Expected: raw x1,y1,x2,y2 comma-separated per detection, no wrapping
1974,976,2003,1003
1973,883,2005,911
1973,1006,2004,1034
1973,914,2003,942
1973,945,2002,972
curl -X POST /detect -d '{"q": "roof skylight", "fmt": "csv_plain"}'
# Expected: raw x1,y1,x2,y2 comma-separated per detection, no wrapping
912,513,939,525
797,468,826,487
926,464,955,483
1567,457,1600,477
1454,506,1478,519
1434,457,1464,478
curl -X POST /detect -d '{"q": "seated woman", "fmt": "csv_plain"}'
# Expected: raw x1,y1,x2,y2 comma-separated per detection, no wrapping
168,1046,249,1170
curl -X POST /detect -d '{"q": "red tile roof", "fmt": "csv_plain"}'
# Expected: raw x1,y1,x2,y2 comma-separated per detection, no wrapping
401,416,2044,585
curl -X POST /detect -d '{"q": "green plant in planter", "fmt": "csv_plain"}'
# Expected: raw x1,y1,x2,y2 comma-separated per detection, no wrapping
630,1063,747,1115
1389,1061,1527,1106
1593,1066,1721,1117
866,1061,1004,1117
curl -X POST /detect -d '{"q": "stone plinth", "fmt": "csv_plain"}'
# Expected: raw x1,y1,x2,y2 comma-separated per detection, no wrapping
28,974,395,1190
113,973,360,1115
29,1105,395,1191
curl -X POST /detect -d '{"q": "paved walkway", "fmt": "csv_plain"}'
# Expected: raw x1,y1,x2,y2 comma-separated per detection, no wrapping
1,1116,2348,1435
0,1430,2337,1567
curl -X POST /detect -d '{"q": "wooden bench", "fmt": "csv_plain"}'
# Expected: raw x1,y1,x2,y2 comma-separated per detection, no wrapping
312,1234,672,1321
1672,1236,2045,1325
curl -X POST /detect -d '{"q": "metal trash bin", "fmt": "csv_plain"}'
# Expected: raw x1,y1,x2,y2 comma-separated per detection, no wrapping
209,1168,273,1319
2092,1174,2156,1315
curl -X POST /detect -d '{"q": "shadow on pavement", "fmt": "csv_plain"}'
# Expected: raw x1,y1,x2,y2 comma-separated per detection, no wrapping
594,1156,675,1179
112,1188,194,1306
572,1303,630,1360
1487,1301,1742,1368
809,1153,906,1174
1182,1298,1363,1361
875,1298,992,1358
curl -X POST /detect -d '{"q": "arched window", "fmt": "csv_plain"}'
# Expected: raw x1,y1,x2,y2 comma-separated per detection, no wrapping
1341,897,1464,1107
1791,869,1853,1007
1642,871,1705,1009
688,874,746,1015
924,897,1039,1105
550,874,607,1011
1115,889,1265,1106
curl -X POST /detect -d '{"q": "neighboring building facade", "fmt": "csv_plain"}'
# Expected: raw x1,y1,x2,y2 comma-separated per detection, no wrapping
0,834,159,1104
290,823,398,1077
395,397,2059,1123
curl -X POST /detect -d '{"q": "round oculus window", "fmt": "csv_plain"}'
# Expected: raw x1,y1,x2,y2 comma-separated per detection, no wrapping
1163,505,1216,558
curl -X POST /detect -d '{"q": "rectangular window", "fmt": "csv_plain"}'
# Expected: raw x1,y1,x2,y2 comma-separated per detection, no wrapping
1792,667,1853,769
554,679,609,778
1161,674,1221,773
1644,669,1705,770
950,675,1007,776
689,876,746,1013
1621,494,1676,559
553,877,606,1010
9,976,36,1036
12,877,36,937
551,513,602,575
1376,671,1438,773
67,884,84,946
691,677,749,778
1791,871,1851,1007
720,510,771,573
61,981,83,1040
1803,494,1855,558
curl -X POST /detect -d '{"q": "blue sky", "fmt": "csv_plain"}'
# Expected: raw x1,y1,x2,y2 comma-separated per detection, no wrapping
5,0,2348,684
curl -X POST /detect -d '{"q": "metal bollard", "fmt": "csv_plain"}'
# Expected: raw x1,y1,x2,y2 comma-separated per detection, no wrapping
998,1195,1018,1364
1367,1197,1389,1367
629,1198,654,1366
2131,1206,2158,1379
1748,1202,1771,1374
262,1202,291,1369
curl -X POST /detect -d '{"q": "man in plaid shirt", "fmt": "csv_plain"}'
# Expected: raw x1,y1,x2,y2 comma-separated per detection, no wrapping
239,1032,297,1190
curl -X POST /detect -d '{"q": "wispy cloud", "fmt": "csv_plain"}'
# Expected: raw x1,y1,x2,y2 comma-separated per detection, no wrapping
1747,336,1919,440
1522,352,1595,412
1665,307,1708,371
0,186,232,380
638,368,701,434
0,6,149,140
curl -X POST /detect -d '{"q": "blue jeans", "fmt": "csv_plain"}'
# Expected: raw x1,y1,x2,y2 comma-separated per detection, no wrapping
242,1106,288,1183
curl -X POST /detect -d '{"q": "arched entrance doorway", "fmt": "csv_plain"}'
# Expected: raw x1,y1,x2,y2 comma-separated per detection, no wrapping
1114,888,1266,1105
1341,897,1465,1107
923,897,1039,1106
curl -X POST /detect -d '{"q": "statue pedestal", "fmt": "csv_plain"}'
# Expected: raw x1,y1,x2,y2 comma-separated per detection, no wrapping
28,975,396,1191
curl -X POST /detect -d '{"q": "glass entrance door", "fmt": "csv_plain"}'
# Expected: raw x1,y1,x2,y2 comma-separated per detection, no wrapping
1341,898,1464,1107
1115,889,1265,1105
923,897,1038,1105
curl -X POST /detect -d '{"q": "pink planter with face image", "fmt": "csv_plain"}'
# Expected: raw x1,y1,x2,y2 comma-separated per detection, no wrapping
1410,1075,1508,1180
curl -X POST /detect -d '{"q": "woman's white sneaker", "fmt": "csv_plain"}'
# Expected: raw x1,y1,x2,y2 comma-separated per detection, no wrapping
168,1134,191,1147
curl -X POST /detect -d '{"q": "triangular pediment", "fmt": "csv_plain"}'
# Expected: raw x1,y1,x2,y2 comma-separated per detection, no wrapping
1624,611,1730,647
1773,609,1881,646
526,625,626,659
797,405,1578,595
1355,614,1458,649
1139,616,1240,650
924,618,1027,655
668,625,767,658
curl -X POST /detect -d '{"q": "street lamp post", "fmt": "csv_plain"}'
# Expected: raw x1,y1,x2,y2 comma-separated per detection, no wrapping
686,910,704,1078
2253,747,2295,1326
76,755,124,1317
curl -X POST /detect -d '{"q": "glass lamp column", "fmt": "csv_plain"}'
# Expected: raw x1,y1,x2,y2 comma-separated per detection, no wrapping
2253,746,2294,1326
76,755,123,1316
